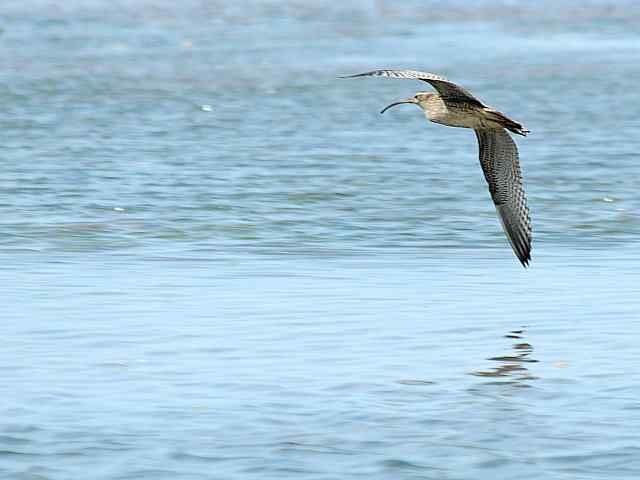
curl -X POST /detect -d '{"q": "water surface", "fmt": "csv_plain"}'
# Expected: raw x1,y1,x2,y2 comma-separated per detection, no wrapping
1,1,640,479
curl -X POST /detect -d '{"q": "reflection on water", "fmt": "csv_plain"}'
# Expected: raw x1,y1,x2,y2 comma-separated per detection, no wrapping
471,329,539,385
397,379,436,385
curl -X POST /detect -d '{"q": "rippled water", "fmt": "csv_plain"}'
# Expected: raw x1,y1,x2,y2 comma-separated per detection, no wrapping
2,1,640,479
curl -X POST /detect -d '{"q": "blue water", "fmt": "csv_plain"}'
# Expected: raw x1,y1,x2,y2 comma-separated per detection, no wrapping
2,1,640,479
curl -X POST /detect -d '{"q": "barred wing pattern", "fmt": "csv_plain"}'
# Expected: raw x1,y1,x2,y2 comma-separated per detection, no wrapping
342,69,485,106
475,128,532,266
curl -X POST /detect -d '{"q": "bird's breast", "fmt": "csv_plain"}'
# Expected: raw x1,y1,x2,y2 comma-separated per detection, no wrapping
424,100,485,129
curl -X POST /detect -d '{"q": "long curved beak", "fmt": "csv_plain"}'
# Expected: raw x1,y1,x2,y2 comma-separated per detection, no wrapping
380,98,417,114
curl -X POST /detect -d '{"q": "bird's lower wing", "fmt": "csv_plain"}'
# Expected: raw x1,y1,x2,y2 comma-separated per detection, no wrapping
474,128,532,266
342,69,485,106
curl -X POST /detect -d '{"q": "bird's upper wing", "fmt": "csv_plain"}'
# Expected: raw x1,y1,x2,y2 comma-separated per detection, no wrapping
474,128,532,267
342,69,485,106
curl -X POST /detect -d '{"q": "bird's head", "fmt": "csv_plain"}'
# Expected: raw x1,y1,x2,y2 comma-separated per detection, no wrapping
380,92,434,114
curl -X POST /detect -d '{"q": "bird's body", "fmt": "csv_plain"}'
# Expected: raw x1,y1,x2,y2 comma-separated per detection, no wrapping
419,93,476,128
343,69,532,266
419,93,509,130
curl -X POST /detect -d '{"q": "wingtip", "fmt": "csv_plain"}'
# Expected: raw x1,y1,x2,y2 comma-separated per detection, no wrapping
338,73,363,79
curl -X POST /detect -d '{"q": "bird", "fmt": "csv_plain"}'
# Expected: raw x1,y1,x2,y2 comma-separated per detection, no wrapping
342,69,532,267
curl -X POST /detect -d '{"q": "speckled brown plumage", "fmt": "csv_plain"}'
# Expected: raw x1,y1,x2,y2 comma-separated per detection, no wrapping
475,128,532,266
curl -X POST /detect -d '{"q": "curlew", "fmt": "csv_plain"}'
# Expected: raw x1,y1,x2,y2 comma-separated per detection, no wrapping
342,69,532,267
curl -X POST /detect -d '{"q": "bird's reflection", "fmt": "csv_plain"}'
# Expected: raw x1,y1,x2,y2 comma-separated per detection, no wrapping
471,329,538,384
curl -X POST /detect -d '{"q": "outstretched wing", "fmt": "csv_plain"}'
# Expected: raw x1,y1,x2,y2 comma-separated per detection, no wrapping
474,128,532,267
342,69,485,106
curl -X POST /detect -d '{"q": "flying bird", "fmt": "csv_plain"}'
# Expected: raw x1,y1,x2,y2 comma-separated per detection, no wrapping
342,69,532,267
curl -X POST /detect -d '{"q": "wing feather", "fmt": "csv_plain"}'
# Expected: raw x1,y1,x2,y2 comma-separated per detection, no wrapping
474,128,532,267
342,69,485,106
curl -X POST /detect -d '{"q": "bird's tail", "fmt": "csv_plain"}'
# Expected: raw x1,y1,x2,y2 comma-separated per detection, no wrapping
484,109,530,136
